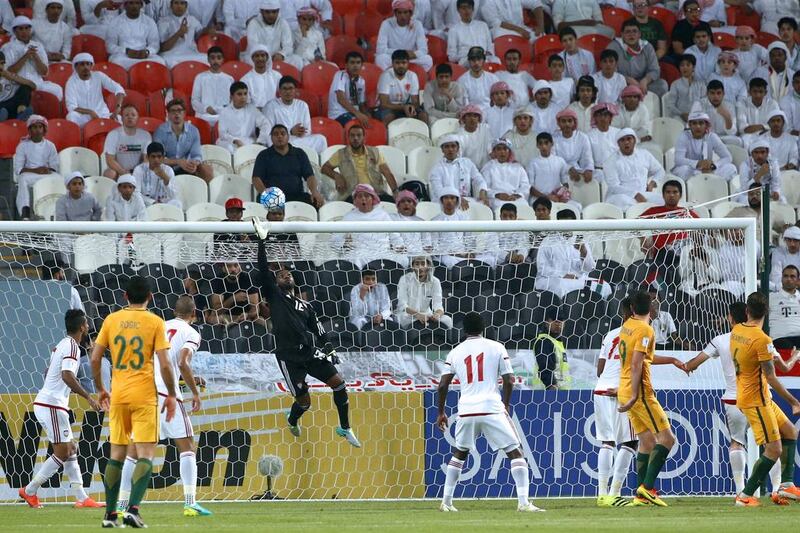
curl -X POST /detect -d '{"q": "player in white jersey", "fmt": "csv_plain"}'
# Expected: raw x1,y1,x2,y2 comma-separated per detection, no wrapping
594,297,637,508
117,296,212,517
686,302,800,503
19,310,104,509
436,313,544,513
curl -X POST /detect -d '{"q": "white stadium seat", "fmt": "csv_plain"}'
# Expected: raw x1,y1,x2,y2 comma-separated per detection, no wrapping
711,200,739,218
285,201,318,221
298,144,319,166
84,175,116,207
650,117,685,153
625,202,657,219
209,174,253,205
664,147,675,171
59,147,100,177
73,234,117,273
493,199,535,220
582,202,623,220
186,202,226,221
318,200,353,221
467,202,494,220
429,118,460,144
644,91,661,118
173,174,208,210
381,201,398,214
550,201,578,218
686,174,729,204
604,236,645,267
233,144,266,178
32,176,65,220
639,142,663,167
242,202,267,219
570,179,602,207
407,146,440,185
320,144,345,166
771,202,796,230
727,144,747,168
202,144,233,175
121,233,162,264
781,170,800,205
377,145,407,176
415,201,441,220
388,118,432,154
145,203,184,221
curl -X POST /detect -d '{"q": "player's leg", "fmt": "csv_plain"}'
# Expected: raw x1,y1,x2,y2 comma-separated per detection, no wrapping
174,437,211,516
63,440,103,508
441,415,472,511
313,357,360,447
121,403,160,528
278,357,310,436
629,396,672,506
725,404,748,496
490,413,543,512
737,405,782,506
608,409,636,503
117,444,138,512
773,404,800,500
592,394,615,503
21,406,72,507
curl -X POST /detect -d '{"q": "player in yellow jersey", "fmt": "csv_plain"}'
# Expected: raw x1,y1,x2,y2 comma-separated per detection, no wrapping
617,290,686,507
733,292,800,507
91,276,177,529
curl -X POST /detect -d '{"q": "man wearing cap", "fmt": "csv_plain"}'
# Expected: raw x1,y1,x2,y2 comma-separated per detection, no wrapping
553,107,594,184
104,173,147,221
456,104,492,169
65,52,126,127
531,80,558,136
153,98,213,182
429,133,489,210
31,0,73,63
242,45,281,111
481,137,530,209
377,49,427,125
107,0,165,70
55,172,102,221
503,106,537,168
392,190,433,252
671,110,737,181
753,42,796,102
157,0,208,68
770,226,800,292
213,198,252,243
432,187,498,269
191,46,234,126
1,16,62,100
457,46,499,110
321,123,399,202
763,109,798,171
14,114,60,219
375,0,432,71
606,20,667,96
737,139,782,202
604,128,665,209
245,1,296,65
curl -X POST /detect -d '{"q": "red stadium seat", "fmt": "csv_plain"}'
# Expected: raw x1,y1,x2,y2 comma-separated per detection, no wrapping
220,60,252,81
93,62,128,88
731,6,760,32
46,63,74,89
14,7,32,18
494,35,533,65
601,6,632,36
329,11,344,36
648,7,676,38
301,61,339,97
427,35,448,65
360,62,382,107
713,32,736,51
171,61,209,101
577,34,613,64
71,33,108,63
47,119,81,152
298,90,323,117
725,5,736,26
408,62,427,90
32,90,63,119
344,118,386,145
533,34,563,62
659,60,680,87
197,33,239,62
129,61,171,95
0,33,9,47
427,62,466,80
0,120,27,158
84,118,118,153
326,35,362,68
756,32,778,48
186,115,212,144
272,60,301,80
149,90,167,119
136,117,164,134
311,116,344,145
344,9,383,40
106,89,148,116
484,62,506,73
526,62,552,81
333,0,365,14
365,0,392,16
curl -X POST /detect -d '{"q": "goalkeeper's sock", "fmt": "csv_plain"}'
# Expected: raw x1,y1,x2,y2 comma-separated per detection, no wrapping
743,455,777,496
26,455,63,495
636,453,650,487
643,444,669,490
597,444,614,497
769,458,782,493
443,457,463,506
729,448,747,495
128,458,153,509
64,455,89,501
288,401,308,427
610,445,635,497
510,458,530,506
118,456,136,510
332,383,350,430
103,459,123,514
781,439,797,484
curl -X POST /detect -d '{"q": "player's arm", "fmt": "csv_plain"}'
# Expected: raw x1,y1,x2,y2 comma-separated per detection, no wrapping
436,372,454,431
684,352,710,373
618,350,645,412
653,354,689,374
90,341,109,410
178,347,201,412
62,369,100,411
156,348,178,422
596,357,606,378
773,348,800,373
501,372,514,413
762,358,800,415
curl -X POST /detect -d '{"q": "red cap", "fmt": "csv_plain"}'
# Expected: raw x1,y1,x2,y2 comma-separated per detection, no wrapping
225,197,244,210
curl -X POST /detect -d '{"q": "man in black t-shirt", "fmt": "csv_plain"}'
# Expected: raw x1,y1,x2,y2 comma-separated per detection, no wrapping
206,262,261,326
670,0,713,57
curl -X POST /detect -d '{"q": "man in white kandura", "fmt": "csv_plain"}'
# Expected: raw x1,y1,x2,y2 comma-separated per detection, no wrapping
437,312,544,513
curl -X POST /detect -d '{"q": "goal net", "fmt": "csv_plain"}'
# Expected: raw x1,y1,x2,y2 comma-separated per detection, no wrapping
0,215,758,502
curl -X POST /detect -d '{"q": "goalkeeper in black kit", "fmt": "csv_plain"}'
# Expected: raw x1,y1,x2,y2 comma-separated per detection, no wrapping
253,218,361,447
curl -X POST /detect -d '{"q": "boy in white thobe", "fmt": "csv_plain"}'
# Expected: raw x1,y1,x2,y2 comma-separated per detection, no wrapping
191,46,233,126
481,138,530,210
604,128,665,209
375,0,432,71
428,133,489,209
261,75,327,153
65,52,125,127
132,142,182,208
223,0,260,41
763,109,799,170
157,0,208,68
14,114,60,218
456,104,493,171
457,46,499,110
553,107,594,184
106,0,165,70
432,187,498,269
31,0,73,64
531,80,558,136
245,0,299,67
447,0,498,67
736,77,780,148
1,16,63,100
241,45,281,111
104,173,147,221
216,81,269,154
672,111,738,181
78,0,119,38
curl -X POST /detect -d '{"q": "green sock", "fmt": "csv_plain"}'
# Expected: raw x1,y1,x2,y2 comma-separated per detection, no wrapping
781,439,797,484
103,459,123,515
636,453,650,487
743,455,777,496
128,458,153,510
643,444,669,490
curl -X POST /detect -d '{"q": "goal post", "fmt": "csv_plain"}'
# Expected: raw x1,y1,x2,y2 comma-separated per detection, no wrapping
0,216,762,502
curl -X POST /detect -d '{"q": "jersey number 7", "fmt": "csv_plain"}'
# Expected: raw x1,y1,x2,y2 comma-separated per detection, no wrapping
465,353,485,384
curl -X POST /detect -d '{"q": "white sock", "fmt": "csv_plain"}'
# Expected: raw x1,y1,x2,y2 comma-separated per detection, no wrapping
26,455,63,495
770,459,782,493
180,452,197,507
610,445,636,497
63,455,89,501
729,449,747,495
118,456,137,509
597,444,614,497
442,457,464,506
510,458,530,506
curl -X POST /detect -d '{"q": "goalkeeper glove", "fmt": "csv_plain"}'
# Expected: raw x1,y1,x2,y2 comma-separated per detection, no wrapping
315,342,340,365
252,218,271,240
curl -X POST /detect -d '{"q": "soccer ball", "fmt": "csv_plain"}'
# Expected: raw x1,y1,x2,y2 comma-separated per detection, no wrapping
259,187,286,211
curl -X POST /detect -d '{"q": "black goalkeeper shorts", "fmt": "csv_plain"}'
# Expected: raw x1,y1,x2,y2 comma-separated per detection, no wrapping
276,356,339,397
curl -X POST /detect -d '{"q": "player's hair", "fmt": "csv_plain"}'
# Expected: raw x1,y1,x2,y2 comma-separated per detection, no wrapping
146,142,164,156
500,203,517,214
125,275,152,304
678,53,696,67
620,297,633,320
599,49,618,62
783,264,800,276
462,312,484,335
532,196,552,210
456,0,474,8
706,79,724,92
621,20,639,32
361,269,377,278
692,26,710,38
547,53,564,66
279,75,298,88
392,49,410,61
230,80,248,95
536,132,553,144
345,51,363,63
174,294,195,317
779,17,798,30
745,291,768,319
662,179,683,195
729,301,747,324
558,26,577,40
206,45,224,58
166,98,186,111
629,290,651,315
270,123,288,135
435,63,452,76
556,208,576,220
749,77,767,90
504,48,522,59
64,309,86,334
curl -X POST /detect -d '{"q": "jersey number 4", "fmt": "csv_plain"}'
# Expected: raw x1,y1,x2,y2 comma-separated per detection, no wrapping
465,353,485,384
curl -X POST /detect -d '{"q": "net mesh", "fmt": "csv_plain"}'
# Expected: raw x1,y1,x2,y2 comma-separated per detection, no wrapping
0,215,752,501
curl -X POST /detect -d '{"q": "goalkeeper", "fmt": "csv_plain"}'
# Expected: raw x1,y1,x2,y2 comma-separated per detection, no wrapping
253,218,361,448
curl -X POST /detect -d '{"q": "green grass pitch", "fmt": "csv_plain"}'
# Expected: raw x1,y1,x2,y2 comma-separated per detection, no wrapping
1,498,798,532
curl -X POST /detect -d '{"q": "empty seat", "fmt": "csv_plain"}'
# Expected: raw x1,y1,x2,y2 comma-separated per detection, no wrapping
209,174,253,204
173,173,209,209
311,117,344,146
429,117,459,143
570,179,602,207
145,203,184,221
171,60,209,98
46,119,81,152
582,202,623,220
233,143,266,175
781,170,800,205
59,147,100,177
129,61,171,95
73,234,117,274
650,117,685,152
84,175,116,207
220,60,252,81
242,201,267,219
415,201,441,220
686,174,729,204
388,118,431,155
285,201,318,221
32,175,65,219
467,202,494,221
319,200,353,221
625,202,657,219
376,145,406,176
407,146,439,183
186,202,226,221
201,143,233,174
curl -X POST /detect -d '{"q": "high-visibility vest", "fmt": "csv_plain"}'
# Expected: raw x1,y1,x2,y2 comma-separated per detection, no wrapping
533,333,571,389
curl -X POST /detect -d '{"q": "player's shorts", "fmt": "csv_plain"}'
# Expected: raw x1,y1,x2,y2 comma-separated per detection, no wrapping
740,401,788,445
723,402,748,446
619,393,670,435
109,402,159,445
33,403,73,444
159,395,193,440
277,355,339,398
454,412,521,453
593,394,636,444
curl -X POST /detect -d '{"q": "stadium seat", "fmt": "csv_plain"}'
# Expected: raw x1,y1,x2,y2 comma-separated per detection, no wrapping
601,6,631,36
145,203,185,221
604,236,645,266
726,144,747,168
551,201,578,219
32,175,65,218
197,33,238,61
659,60,680,87
408,62,427,90
415,200,441,220
72,34,108,63
59,146,100,177
570,179,602,207
713,32,736,51
83,118,118,154
0,33,7,46
173,173,209,209
129,61,171,95
233,143,266,172
311,116,345,145
484,62,505,73
691,204,710,218
429,117,459,143
427,62,466,81
73,234,117,273
107,89,148,116
686,174,729,204
344,9,382,40
467,202,494,221
494,35,532,64
625,202,657,219
333,0,365,14
186,202,226,221
781,170,800,205
639,142,663,165
710,200,739,218
326,35,361,68
320,144,345,166
730,5,760,32
650,117,685,153
121,234,163,264
32,90,63,119
136,116,164,134
771,202,796,229
344,118,387,145
301,62,339,97
329,11,344,36
494,201,535,220
527,61,552,81
577,34,612,64
285,200,318,221
532,34,563,61
0,120,27,158
664,147,675,171
756,31,778,48
201,143,233,175
407,145,439,182
643,91,661,118
171,61,210,99
648,7,676,37
47,119,81,152
272,60,301,81
381,201,398,214
186,116,213,144
84,175,116,206
582,202,623,220
295,144,320,167
376,145,406,175
319,200,354,221
427,34,448,65
148,90,167,119
360,62,383,106
242,201,267,219
209,174,253,205
388,118,431,155
93,62,128,88
220,60,252,81
46,62,73,89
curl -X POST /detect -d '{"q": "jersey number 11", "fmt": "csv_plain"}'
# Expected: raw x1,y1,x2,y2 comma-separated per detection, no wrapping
465,353,485,384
